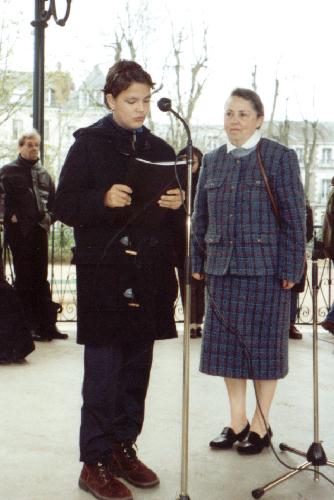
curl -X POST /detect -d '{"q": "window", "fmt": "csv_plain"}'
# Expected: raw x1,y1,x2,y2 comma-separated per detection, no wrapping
94,90,104,105
322,148,332,163
79,91,89,108
44,120,50,141
12,119,23,140
66,125,76,138
295,147,304,162
46,88,56,106
321,179,332,200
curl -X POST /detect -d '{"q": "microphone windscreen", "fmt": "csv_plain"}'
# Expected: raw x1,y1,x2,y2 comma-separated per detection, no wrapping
157,97,172,112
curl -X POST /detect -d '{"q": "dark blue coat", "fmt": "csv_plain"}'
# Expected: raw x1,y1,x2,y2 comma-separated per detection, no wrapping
54,115,181,346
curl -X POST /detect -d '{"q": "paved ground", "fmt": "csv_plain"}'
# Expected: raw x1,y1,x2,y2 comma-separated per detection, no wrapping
1,323,334,500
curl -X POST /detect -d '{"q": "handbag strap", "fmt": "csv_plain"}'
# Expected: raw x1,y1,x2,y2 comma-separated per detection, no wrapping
256,140,281,227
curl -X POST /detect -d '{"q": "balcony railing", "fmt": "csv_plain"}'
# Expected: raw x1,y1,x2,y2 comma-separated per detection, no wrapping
1,222,333,325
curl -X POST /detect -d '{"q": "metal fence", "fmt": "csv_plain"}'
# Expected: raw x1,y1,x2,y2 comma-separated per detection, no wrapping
1,222,333,325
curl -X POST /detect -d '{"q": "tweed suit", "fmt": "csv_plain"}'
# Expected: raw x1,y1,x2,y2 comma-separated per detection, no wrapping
192,138,306,379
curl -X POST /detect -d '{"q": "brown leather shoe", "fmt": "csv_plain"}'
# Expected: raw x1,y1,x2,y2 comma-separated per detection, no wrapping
320,320,334,335
289,324,302,339
109,442,159,488
79,463,133,500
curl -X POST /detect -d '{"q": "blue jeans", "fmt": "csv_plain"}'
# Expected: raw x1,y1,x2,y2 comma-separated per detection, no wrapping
80,340,154,463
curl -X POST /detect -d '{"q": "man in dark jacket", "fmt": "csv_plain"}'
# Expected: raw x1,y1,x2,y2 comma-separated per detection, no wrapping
55,61,184,500
0,131,67,341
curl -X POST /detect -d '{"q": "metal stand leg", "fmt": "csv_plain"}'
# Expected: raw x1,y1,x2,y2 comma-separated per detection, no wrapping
177,143,193,500
251,256,334,498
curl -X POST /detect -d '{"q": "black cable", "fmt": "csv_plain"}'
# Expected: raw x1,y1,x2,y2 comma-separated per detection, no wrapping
192,223,334,488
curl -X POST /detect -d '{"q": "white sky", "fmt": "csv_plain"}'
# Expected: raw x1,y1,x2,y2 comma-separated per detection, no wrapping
2,0,334,125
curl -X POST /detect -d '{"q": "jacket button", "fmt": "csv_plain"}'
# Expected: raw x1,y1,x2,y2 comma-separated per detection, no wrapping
257,238,262,243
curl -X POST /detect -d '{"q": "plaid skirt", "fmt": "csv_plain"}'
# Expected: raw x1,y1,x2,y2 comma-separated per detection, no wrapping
200,274,290,380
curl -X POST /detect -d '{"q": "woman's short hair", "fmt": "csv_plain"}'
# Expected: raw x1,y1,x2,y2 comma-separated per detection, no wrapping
103,60,154,107
230,88,264,117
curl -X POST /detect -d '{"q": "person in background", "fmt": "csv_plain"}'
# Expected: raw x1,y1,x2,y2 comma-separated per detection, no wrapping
320,177,334,335
176,146,205,338
289,198,314,339
0,238,35,364
192,88,305,455
0,131,67,342
54,60,184,500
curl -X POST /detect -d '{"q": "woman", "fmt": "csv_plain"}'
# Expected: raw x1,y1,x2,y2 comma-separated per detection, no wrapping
192,88,306,454
176,146,205,338
54,61,183,500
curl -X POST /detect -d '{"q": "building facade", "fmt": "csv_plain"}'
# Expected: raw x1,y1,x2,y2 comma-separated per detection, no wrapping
1,65,333,225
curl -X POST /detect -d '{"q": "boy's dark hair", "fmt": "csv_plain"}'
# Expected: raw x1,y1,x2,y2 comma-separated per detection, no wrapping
230,88,264,117
103,60,154,107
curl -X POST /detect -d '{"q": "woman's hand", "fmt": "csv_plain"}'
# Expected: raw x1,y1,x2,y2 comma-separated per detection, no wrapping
282,279,295,290
158,188,184,210
192,273,204,280
104,184,132,208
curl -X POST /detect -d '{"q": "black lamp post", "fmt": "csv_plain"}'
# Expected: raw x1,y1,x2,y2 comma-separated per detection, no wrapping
31,0,72,161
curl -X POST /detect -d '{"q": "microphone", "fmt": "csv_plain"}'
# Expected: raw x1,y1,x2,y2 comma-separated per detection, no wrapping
157,97,172,112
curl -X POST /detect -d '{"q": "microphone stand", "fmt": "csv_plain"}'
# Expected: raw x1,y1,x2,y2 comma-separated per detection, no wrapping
161,102,193,500
251,238,334,499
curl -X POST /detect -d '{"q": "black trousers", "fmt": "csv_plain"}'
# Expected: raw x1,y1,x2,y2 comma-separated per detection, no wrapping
177,267,205,324
80,340,154,464
6,224,53,331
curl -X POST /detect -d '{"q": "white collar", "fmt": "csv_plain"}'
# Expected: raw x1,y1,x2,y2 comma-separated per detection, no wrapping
227,129,262,153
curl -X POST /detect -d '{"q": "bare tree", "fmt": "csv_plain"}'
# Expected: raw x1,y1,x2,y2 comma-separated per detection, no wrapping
0,7,32,160
266,78,279,139
165,25,208,151
251,65,257,92
104,3,208,149
0,17,32,128
302,119,318,201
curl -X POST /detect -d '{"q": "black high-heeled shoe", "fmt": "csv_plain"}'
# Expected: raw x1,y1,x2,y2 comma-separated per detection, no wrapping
209,422,250,449
236,427,273,455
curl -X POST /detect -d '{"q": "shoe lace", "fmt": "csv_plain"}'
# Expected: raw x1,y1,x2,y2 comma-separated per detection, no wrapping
97,462,110,482
121,441,138,461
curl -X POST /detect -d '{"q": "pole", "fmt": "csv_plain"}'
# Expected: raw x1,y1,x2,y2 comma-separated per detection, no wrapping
156,98,193,499
32,0,46,161
178,139,193,500
31,0,72,163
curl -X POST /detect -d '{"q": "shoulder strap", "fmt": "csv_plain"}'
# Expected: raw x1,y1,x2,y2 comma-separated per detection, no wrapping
256,140,281,227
